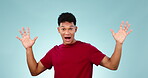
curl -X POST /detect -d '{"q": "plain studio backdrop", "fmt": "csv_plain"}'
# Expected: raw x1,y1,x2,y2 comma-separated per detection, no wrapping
0,0,147,78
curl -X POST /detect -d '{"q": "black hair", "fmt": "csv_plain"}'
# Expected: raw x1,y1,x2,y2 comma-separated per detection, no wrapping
58,12,76,26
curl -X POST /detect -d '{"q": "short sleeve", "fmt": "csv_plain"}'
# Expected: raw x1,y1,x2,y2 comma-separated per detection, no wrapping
89,44,106,66
40,48,54,69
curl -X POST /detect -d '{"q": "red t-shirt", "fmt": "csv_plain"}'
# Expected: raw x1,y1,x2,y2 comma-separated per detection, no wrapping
40,41,106,78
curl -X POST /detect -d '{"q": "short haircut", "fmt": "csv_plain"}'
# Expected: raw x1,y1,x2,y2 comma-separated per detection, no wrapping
58,12,76,26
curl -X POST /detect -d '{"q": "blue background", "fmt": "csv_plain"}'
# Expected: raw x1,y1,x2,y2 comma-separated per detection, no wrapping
0,0,148,78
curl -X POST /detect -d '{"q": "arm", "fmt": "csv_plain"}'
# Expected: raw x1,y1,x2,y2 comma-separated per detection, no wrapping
100,21,132,70
26,48,47,76
100,42,122,70
16,27,46,76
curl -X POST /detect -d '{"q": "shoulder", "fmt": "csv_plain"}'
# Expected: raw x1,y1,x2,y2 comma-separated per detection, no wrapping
75,41,98,51
46,45,59,54
77,41,91,46
80,41,102,52
79,41,95,48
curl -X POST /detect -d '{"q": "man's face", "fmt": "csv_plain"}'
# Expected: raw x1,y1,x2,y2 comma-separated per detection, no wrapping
58,21,77,45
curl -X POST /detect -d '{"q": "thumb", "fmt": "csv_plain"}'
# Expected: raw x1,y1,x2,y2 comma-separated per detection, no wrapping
16,36,22,41
33,36,38,42
110,29,115,36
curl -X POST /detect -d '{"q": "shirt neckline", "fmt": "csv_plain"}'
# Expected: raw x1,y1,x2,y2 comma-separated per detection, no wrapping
60,41,81,48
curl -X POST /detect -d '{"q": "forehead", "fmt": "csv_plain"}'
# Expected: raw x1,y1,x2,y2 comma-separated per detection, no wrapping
60,22,75,27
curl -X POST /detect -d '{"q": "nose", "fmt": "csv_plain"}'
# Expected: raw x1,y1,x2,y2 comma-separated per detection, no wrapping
65,30,70,35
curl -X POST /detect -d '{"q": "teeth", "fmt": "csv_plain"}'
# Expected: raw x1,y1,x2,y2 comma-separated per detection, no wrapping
65,37,71,39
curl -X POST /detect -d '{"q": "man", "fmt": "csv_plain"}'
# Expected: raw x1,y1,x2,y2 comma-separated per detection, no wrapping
16,12,132,78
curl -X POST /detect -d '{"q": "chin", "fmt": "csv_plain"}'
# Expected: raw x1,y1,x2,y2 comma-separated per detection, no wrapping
64,42,71,45
63,41,73,45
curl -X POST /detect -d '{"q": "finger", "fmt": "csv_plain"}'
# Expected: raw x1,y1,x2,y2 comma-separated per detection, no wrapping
122,21,124,24
127,24,131,29
126,21,129,26
124,25,128,31
16,36,22,41
22,27,26,35
33,37,38,42
120,24,123,29
125,21,128,28
19,30,23,37
27,27,30,36
120,21,124,29
126,21,131,31
124,25,127,30
126,24,131,32
110,29,115,36
124,21,130,30
127,30,133,35
126,21,128,25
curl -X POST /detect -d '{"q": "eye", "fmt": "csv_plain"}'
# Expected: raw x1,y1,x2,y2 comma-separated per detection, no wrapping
69,28,73,30
61,28,66,31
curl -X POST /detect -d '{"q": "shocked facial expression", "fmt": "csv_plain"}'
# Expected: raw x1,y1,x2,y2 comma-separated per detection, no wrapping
58,21,77,45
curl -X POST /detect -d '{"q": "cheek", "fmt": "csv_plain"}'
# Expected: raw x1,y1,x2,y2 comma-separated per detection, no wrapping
59,32,64,37
70,30,76,34
59,31,64,34
71,32,76,37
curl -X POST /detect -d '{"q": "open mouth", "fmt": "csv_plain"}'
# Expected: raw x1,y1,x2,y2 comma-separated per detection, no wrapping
65,37,71,39
64,37,71,42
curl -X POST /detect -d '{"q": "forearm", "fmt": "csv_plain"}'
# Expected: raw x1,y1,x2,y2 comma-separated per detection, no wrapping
110,42,122,69
26,47,38,75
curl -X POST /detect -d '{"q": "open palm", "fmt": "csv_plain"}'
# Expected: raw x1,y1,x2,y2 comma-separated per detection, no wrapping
110,21,132,44
16,27,38,49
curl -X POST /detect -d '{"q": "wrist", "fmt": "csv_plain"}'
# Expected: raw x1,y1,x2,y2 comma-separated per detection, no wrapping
26,47,32,50
116,41,123,46
26,47,33,55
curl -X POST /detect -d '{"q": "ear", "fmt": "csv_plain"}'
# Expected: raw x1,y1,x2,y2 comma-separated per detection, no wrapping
57,27,60,33
75,26,78,32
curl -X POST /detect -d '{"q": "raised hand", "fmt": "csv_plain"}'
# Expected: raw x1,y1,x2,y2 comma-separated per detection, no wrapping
110,21,132,44
16,27,38,49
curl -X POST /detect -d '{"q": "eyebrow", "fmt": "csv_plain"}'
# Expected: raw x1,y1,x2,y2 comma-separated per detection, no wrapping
60,25,75,27
60,26,65,27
